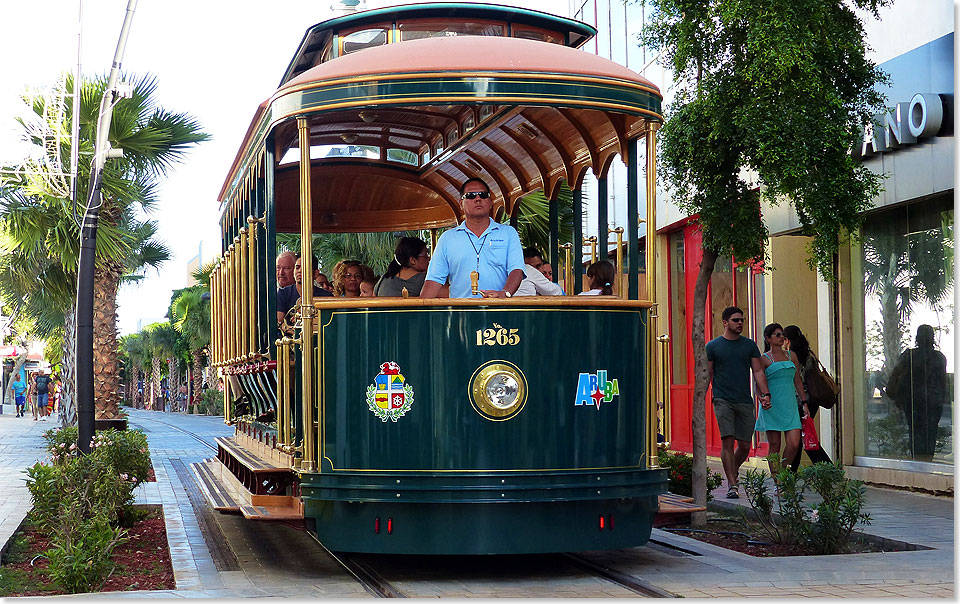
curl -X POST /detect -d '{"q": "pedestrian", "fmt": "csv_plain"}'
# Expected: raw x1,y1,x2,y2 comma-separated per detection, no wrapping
35,371,52,420
12,373,26,417
706,306,772,499
27,371,38,421
755,323,809,477
420,178,525,298
782,325,833,471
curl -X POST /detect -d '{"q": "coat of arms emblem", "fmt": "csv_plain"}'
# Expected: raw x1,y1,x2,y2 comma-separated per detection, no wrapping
366,361,415,422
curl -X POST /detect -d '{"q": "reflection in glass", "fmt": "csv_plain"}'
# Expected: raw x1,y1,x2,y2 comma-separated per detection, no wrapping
860,197,954,464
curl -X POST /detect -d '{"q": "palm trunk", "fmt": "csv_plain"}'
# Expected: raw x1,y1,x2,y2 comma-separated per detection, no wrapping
151,357,161,410
60,306,78,427
4,352,27,406
691,248,718,528
93,262,124,419
191,349,203,413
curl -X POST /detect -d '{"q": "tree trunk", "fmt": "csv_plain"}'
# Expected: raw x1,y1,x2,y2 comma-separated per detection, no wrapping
191,349,202,413
4,352,27,406
151,357,161,410
691,248,718,528
60,306,78,427
93,262,124,419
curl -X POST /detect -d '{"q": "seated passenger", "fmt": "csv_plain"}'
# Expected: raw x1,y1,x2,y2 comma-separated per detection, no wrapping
276,250,296,289
577,260,616,296
333,260,364,297
360,278,376,298
421,178,524,298
514,246,564,296
375,237,430,297
539,262,564,293
277,253,333,327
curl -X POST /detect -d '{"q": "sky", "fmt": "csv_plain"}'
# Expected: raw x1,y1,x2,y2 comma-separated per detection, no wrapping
0,0,564,336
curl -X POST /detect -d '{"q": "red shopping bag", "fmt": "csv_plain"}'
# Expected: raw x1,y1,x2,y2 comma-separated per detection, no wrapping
801,416,820,451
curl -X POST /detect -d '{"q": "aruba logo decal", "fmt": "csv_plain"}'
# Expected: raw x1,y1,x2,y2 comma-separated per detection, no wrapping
574,370,620,409
366,361,414,422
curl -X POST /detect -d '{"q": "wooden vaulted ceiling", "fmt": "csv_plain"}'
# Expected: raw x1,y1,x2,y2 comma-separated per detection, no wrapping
272,103,652,233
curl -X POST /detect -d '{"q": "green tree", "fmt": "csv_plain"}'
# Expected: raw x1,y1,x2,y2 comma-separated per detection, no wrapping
642,0,889,525
144,322,178,410
171,286,210,412
0,73,206,422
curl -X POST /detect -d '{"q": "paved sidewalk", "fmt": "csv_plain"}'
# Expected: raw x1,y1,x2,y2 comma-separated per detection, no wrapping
0,410,954,598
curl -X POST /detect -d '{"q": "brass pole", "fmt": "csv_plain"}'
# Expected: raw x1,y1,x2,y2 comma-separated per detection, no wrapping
237,232,248,363
225,249,233,364
560,243,572,296
584,236,598,263
210,267,217,368
645,123,660,468
648,305,660,467
275,338,286,445
297,116,317,472
611,226,624,297
658,334,672,448
283,339,292,446
247,216,258,359
430,228,438,252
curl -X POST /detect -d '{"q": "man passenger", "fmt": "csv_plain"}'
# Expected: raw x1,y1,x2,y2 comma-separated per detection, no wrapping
421,178,524,298
514,247,564,296
276,251,296,289
277,253,333,325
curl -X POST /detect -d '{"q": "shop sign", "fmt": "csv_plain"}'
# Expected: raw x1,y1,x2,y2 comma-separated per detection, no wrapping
855,93,944,159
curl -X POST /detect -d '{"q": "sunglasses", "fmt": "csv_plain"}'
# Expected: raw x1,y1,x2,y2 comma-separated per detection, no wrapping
772,332,783,337
727,317,744,323
462,191,490,200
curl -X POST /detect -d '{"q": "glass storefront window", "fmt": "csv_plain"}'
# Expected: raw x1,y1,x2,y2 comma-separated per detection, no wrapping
669,231,687,384
710,255,734,339
859,195,954,465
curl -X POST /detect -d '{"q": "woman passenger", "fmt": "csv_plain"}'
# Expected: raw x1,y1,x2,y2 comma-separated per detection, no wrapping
756,322,809,478
333,260,364,297
577,260,615,296
375,237,430,297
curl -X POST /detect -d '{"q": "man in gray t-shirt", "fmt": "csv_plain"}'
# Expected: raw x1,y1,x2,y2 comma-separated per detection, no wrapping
706,306,771,499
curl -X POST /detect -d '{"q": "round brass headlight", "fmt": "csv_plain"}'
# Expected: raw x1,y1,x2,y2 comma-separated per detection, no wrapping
469,361,527,421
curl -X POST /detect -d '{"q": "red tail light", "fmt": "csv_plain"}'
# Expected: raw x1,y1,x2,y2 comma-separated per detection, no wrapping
599,515,605,530
609,515,615,530
387,518,393,534
375,517,380,533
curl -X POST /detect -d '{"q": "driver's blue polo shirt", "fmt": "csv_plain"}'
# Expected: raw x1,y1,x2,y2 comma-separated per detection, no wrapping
425,218,525,298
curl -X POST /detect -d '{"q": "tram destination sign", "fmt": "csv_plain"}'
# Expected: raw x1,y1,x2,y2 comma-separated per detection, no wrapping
854,92,945,159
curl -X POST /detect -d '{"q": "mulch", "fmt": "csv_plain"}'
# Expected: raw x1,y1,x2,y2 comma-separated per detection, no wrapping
0,505,175,596
654,511,903,557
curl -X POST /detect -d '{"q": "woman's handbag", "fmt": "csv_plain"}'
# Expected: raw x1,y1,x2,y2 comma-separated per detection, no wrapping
805,354,840,409
801,415,820,451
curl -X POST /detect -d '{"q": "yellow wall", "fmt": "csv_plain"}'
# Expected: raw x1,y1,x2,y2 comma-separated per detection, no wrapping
768,235,819,354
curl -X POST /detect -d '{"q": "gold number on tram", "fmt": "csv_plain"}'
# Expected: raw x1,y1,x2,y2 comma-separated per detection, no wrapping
475,324,520,347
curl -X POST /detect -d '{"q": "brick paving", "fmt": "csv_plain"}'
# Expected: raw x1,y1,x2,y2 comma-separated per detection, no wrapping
0,408,954,598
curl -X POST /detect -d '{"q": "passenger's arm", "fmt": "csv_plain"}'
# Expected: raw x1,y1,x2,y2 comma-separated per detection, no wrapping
529,266,564,295
793,357,809,417
420,279,443,298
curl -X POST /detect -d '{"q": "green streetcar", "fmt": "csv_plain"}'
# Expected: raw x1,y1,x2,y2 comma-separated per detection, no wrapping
198,2,669,555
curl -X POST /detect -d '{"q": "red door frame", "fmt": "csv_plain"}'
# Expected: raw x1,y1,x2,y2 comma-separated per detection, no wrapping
665,219,765,457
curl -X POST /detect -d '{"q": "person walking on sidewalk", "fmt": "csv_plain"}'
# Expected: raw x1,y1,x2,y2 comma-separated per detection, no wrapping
35,372,52,419
706,306,772,499
755,323,809,477
783,325,833,471
12,373,26,417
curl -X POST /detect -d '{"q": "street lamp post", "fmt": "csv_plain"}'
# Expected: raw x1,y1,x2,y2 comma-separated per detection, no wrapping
76,0,138,454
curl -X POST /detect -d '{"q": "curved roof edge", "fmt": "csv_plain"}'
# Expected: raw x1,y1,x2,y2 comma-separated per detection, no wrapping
280,2,598,85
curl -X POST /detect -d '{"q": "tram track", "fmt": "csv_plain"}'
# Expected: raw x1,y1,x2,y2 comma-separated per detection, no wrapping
128,413,219,452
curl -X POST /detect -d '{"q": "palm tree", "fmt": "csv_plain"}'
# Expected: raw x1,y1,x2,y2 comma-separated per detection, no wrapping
145,322,178,410
1,73,207,422
171,287,210,413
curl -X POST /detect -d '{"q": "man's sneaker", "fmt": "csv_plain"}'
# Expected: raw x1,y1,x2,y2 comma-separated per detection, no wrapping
726,485,739,499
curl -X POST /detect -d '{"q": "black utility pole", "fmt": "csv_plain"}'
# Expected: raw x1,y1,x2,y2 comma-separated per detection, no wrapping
76,0,138,453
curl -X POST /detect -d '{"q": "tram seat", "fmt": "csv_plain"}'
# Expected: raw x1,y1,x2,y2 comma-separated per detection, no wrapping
229,362,278,421
657,492,707,515
191,455,303,521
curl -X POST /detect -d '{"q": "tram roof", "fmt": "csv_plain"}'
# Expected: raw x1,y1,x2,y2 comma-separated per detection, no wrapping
280,2,598,85
219,35,663,233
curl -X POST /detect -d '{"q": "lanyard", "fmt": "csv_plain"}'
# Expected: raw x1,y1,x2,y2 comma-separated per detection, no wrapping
466,230,489,271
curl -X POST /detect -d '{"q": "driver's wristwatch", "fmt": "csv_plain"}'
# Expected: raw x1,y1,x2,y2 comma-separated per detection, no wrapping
503,291,512,298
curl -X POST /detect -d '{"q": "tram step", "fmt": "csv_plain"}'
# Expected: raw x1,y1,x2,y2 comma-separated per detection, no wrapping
191,458,243,512
658,493,707,514
215,436,292,473
239,503,304,521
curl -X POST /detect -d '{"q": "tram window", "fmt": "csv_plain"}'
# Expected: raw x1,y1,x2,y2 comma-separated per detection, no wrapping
319,144,380,159
463,115,475,132
480,105,495,120
513,28,563,45
341,28,388,55
446,130,457,146
422,149,431,163
387,148,419,166
399,21,503,41
319,36,334,63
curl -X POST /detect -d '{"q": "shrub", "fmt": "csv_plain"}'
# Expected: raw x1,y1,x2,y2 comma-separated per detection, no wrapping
741,456,871,554
91,429,151,485
45,504,126,594
42,426,78,456
657,447,723,501
196,388,224,416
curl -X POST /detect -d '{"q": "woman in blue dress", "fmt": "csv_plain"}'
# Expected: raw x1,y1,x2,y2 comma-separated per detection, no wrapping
755,323,810,476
